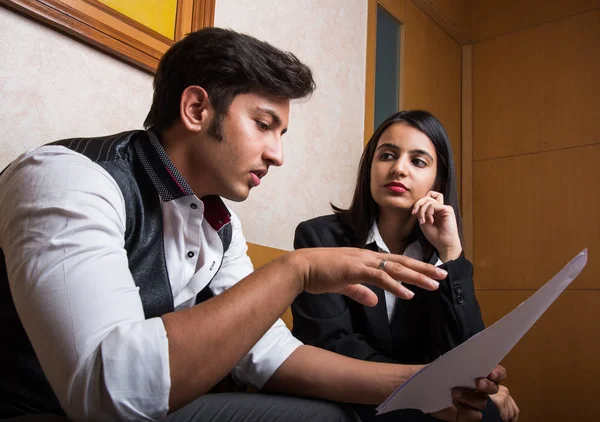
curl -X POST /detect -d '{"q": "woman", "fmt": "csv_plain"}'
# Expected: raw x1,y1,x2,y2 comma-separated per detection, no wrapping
291,110,518,421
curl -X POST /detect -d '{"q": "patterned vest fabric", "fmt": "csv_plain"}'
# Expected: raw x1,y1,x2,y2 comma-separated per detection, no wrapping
0,130,232,416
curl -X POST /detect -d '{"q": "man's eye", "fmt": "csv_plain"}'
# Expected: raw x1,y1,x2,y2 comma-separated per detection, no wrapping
256,121,269,131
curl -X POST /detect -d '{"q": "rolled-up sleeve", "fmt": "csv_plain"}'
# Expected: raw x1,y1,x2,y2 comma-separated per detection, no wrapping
0,147,170,421
208,211,302,389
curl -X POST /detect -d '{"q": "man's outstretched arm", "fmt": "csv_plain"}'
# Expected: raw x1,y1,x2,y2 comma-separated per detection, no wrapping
162,246,446,410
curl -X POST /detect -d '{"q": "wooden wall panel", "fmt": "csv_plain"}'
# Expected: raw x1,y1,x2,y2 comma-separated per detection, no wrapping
471,0,600,42
461,45,473,260
473,9,600,161
378,0,407,22
246,243,293,329
403,1,462,195
473,144,599,290
539,10,600,150
477,290,600,422
364,0,377,145
472,26,541,161
427,0,471,40
364,0,406,146
471,4,599,420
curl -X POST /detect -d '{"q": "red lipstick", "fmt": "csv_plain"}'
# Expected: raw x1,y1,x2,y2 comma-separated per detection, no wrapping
384,182,408,193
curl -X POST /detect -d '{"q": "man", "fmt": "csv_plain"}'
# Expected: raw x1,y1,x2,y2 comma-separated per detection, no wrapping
0,28,511,421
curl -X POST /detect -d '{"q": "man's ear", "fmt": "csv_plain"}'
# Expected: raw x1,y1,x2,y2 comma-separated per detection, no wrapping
180,86,211,132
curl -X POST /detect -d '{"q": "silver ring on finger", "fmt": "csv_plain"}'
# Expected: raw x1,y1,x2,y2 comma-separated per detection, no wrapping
378,259,388,270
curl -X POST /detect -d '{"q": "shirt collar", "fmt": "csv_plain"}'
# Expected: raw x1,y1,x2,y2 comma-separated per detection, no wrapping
366,221,390,253
366,221,430,263
135,130,194,202
134,130,231,231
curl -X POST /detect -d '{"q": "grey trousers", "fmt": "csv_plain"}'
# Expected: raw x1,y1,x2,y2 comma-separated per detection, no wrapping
163,393,361,422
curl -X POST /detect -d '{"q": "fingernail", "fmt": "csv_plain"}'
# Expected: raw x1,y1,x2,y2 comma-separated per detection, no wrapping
406,290,415,299
430,280,439,289
437,269,448,278
477,379,487,390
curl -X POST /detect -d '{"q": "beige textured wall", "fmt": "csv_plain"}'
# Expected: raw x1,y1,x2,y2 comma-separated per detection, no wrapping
215,0,368,251
0,7,153,171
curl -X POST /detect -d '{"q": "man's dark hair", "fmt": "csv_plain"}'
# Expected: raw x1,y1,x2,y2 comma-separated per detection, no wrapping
144,27,316,133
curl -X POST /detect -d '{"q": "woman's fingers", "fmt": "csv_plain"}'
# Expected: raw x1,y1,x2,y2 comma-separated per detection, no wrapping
428,190,444,204
418,201,431,224
418,201,446,225
419,199,437,224
413,191,444,218
411,197,428,215
425,202,436,224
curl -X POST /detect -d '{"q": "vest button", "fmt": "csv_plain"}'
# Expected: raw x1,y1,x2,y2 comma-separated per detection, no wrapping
187,251,195,258
190,203,198,209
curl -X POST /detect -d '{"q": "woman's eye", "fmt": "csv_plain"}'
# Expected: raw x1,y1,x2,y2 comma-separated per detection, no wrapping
380,152,395,160
256,121,269,131
412,158,427,167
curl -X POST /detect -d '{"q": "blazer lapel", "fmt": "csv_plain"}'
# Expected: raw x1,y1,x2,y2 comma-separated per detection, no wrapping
363,242,393,354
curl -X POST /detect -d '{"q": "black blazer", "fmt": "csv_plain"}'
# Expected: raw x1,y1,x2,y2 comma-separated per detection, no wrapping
291,214,485,365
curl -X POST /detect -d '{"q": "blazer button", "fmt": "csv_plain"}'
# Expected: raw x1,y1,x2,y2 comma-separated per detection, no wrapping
457,294,464,304
187,251,195,258
454,285,462,293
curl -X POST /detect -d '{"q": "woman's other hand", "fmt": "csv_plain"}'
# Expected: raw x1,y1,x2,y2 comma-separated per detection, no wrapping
412,190,462,262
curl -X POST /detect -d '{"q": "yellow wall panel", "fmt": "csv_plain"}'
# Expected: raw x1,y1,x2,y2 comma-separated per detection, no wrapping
403,1,463,196
477,290,600,422
98,0,178,39
473,10,600,161
471,0,600,42
473,144,599,290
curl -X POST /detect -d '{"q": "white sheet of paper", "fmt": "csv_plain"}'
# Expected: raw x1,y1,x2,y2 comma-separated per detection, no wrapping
377,249,588,415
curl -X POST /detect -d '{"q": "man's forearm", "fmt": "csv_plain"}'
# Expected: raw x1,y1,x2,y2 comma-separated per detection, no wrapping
264,345,423,405
162,252,305,411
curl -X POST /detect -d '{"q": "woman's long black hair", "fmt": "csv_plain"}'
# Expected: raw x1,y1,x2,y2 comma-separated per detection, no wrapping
332,110,461,261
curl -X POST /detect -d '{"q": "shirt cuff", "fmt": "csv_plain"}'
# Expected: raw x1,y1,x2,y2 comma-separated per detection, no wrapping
92,317,171,421
232,319,303,389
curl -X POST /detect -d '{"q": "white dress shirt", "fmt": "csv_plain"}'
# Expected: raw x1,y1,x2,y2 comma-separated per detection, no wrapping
0,145,301,421
366,222,442,324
